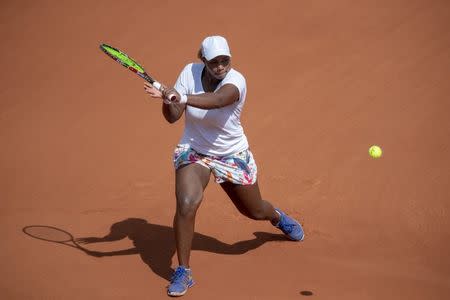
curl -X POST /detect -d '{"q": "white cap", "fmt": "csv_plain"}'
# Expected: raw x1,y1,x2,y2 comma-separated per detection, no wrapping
201,36,231,61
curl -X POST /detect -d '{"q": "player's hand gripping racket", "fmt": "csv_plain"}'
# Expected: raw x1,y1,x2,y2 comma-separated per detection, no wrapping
99,43,176,101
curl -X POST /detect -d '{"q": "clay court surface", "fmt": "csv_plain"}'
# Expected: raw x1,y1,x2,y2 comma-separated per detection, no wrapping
2,0,450,299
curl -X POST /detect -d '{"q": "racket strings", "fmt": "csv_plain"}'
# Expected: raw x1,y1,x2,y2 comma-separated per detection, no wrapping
101,44,145,74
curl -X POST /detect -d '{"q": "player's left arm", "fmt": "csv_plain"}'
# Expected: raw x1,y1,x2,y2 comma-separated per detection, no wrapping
164,84,239,109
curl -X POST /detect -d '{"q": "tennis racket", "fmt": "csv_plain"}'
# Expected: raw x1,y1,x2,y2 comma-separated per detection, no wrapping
100,43,176,101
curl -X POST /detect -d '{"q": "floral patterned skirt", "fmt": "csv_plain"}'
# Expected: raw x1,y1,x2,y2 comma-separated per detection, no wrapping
173,144,258,185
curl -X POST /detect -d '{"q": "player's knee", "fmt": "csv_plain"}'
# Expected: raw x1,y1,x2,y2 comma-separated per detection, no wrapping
176,195,202,218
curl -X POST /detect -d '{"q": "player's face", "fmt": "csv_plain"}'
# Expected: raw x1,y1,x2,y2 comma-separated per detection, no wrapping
204,55,231,80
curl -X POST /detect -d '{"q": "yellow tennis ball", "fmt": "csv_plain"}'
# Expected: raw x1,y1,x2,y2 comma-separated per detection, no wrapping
369,145,382,158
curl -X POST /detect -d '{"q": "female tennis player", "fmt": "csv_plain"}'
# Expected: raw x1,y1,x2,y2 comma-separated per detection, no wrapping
144,35,304,297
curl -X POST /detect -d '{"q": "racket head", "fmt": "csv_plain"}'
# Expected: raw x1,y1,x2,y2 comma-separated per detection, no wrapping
23,225,75,243
100,43,155,82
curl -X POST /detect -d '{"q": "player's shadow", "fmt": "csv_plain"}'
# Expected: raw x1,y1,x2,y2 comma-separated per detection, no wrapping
76,218,286,280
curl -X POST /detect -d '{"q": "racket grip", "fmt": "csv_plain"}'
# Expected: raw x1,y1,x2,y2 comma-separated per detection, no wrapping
152,81,163,91
152,81,176,102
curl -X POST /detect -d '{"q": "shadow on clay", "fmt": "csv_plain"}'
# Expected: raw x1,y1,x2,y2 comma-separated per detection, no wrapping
24,218,288,281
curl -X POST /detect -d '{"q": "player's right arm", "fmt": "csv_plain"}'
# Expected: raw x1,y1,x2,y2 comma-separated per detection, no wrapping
162,101,185,123
144,82,185,123
162,65,191,123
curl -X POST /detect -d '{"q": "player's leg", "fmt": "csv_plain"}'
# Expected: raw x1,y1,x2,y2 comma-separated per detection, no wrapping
174,163,211,267
220,181,304,241
220,180,279,223
168,163,210,297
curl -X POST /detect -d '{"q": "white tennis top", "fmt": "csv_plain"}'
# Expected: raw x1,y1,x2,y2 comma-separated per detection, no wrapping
174,63,249,156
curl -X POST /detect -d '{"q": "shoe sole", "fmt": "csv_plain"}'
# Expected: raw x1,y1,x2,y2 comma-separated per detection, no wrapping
167,280,195,297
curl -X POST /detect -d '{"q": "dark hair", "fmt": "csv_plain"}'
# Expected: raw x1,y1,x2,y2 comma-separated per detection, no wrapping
197,48,203,60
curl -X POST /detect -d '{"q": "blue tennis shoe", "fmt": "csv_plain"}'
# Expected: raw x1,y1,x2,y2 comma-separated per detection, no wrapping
274,208,305,241
167,266,195,297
